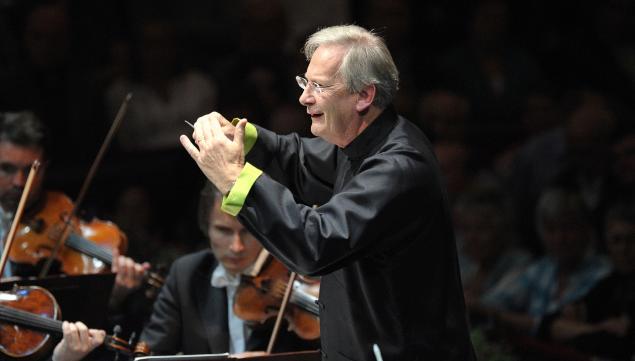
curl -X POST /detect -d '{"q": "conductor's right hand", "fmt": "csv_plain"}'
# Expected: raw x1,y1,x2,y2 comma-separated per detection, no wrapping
180,111,247,196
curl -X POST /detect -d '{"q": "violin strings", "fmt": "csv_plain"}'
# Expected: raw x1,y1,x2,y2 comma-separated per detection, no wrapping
0,304,62,333
66,233,165,290
289,290,320,316
291,295,320,316
66,233,113,263
267,278,320,316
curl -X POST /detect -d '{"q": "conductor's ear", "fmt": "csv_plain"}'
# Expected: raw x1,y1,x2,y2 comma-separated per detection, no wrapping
356,84,376,113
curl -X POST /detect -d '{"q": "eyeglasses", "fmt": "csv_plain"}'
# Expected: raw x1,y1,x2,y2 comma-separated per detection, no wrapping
295,75,336,94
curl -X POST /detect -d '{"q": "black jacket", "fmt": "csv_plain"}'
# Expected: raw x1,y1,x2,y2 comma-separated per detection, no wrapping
239,107,476,361
139,250,318,355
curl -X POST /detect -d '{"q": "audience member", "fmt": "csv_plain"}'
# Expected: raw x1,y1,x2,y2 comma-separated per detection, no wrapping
437,0,545,164
542,199,635,360
417,90,470,143
508,90,618,254
453,183,532,326
475,187,611,336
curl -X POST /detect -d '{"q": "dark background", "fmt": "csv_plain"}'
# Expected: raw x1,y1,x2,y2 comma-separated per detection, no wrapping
0,0,633,263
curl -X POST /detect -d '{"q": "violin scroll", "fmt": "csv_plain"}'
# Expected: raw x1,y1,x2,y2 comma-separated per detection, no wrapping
104,326,151,359
133,341,151,358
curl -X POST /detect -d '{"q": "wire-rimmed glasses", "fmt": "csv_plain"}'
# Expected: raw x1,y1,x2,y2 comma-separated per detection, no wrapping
295,75,336,94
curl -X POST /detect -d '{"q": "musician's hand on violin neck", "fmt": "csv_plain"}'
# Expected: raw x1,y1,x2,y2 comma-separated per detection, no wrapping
52,321,105,361
111,247,151,290
109,248,151,309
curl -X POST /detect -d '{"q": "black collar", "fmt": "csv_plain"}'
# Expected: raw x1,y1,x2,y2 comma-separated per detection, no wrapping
341,105,397,160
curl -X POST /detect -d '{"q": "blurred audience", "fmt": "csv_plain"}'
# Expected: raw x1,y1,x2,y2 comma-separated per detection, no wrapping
453,183,532,327
474,187,611,336
606,132,635,203
104,16,215,246
508,90,619,254
438,0,545,165
0,1,109,189
418,90,470,143
105,18,216,153
434,141,473,204
541,199,635,360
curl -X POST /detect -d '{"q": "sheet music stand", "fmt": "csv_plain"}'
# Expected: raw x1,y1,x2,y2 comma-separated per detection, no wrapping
134,350,321,361
0,273,115,329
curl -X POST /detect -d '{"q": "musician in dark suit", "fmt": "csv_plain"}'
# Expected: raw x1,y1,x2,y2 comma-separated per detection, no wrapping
139,182,318,355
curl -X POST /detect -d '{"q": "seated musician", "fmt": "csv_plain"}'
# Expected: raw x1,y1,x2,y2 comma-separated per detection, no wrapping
0,111,149,359
139,181,319,355
0,110,147,288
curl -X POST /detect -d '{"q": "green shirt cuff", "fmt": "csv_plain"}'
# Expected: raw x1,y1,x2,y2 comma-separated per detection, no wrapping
231,118,258,155
221,162,263,216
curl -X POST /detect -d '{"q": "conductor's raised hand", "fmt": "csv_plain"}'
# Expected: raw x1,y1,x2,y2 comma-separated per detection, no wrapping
180,112,247,195
191,111,235,141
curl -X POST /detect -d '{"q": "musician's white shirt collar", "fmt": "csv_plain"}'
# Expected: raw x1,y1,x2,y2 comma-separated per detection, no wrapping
211,264,250,353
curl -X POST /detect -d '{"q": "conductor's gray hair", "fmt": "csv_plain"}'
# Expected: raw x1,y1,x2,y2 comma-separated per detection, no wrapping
302,25,399,109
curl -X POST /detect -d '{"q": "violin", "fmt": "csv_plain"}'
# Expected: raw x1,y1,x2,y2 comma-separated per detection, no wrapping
0,285,147,360
7,191,164,289
233,255,320,340
8,191,125,275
